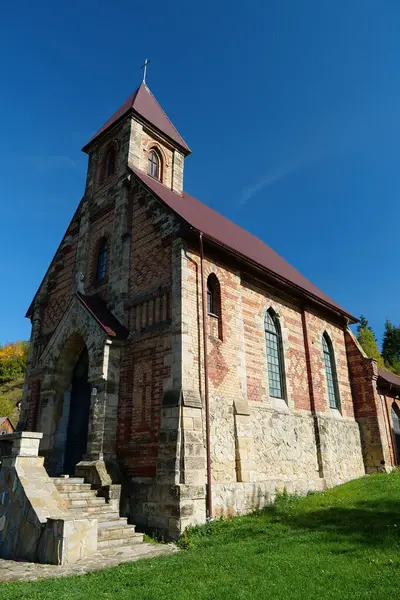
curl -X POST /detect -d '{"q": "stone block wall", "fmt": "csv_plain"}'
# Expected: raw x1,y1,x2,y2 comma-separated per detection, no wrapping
0,432,98,564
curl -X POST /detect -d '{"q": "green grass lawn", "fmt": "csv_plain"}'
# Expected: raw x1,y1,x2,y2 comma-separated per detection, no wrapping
4,471,400,599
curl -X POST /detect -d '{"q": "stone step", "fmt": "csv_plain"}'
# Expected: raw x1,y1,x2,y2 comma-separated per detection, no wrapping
97,533,144,549
52,477,85,485
68,497,106,508
67,505,119,516
54,484,93,493
58,490,99,501
100,544,146,557
98,524,136,540
98,517,129,528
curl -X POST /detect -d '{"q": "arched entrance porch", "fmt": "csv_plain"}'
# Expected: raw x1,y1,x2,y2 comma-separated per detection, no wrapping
38,332,93,476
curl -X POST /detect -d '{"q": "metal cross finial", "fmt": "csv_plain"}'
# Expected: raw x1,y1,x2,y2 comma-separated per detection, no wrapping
141,58,150,84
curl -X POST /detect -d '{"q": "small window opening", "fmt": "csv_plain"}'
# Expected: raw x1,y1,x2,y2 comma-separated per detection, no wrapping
106,148,116,177
96,238,108,282
148,149,160,179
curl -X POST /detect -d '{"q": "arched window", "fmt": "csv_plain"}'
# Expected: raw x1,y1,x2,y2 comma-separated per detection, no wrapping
148,149,161,180
106,147,117,177
391,403,400,464
96,238,108,282
322,333,340,409
264,309,285,399
207,273,222,339
207,274,221,316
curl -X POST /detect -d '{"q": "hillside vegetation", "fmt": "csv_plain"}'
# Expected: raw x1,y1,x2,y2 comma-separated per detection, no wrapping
0,341,29,424
3,471,400,599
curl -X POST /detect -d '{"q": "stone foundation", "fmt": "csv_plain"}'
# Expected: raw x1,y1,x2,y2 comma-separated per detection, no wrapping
127,478,206,539
212,477,326,518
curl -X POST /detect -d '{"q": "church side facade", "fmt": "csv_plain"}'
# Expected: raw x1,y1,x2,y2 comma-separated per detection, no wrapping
20,84,400,539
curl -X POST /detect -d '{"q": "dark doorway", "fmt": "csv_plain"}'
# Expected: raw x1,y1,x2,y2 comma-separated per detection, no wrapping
391,404,400,465
64,347,92,476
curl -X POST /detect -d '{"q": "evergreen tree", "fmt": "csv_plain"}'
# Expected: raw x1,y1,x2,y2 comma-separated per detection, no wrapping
357,315,377,341
357,324,384,367
382,319,400,375
357,315,369,333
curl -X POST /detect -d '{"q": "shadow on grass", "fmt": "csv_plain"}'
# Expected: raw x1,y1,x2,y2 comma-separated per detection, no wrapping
262,497,400,549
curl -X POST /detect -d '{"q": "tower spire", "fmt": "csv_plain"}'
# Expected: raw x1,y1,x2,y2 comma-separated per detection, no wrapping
141,58,150,84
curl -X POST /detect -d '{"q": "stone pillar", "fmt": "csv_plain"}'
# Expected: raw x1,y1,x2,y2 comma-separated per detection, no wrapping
172,150,184,193
71,199,90,293
233,399,255,483
76,380,112,487
19,301,45,431
152,392,206,539
76,341,122,487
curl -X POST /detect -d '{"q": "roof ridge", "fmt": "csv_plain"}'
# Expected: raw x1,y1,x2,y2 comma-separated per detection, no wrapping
141,83,187,148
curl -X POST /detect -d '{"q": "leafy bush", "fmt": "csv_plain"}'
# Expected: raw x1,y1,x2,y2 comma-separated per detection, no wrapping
0,341,29,383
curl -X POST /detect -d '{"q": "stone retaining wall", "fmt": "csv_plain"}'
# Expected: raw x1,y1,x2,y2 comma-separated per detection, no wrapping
0,432,98,564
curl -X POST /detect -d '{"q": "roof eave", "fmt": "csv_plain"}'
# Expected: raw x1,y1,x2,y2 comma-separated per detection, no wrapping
200,231,358,324
81,108,191,156
129,167,357,325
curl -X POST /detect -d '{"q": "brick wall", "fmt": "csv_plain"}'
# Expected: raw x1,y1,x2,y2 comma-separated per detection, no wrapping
117,192,175,477
182,246,363,485
84,207,114,298
40,234,78,336
345,330,392,471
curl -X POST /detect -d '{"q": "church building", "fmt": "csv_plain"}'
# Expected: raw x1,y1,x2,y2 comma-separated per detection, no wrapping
19,80,400,540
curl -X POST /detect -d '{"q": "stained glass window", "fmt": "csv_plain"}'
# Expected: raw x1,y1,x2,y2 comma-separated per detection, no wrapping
264,310,285,399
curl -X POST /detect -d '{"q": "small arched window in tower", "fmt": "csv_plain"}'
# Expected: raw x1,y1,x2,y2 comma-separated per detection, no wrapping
148,149,161,180
322,332,340,409
96,238,108,282
106,147,116,177
264,309,285,399
207,273,222,339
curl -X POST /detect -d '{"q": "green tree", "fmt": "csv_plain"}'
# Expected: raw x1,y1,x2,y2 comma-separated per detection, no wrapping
382,319,400,375
0,340,29,383
357,315,377,341
357,323,384,367
357,315,369,333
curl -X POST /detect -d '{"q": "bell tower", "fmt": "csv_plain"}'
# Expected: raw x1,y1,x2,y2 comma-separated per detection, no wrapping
82,81,191,196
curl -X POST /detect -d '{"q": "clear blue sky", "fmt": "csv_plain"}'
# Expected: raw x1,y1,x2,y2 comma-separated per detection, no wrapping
1,0,399,346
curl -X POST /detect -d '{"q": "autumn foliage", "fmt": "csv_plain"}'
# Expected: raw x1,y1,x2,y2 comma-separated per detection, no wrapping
0,341,29,383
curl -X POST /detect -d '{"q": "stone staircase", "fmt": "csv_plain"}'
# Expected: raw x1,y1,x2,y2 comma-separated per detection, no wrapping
52,477,143,553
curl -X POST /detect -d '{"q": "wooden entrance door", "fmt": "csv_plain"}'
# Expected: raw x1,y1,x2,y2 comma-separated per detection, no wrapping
64,348,91,476
391,404,400,465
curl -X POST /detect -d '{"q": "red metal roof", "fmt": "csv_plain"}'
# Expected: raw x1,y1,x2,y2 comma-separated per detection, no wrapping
83,83,190,154
77,293,128,340
130,167,356,321
378,368,400,391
